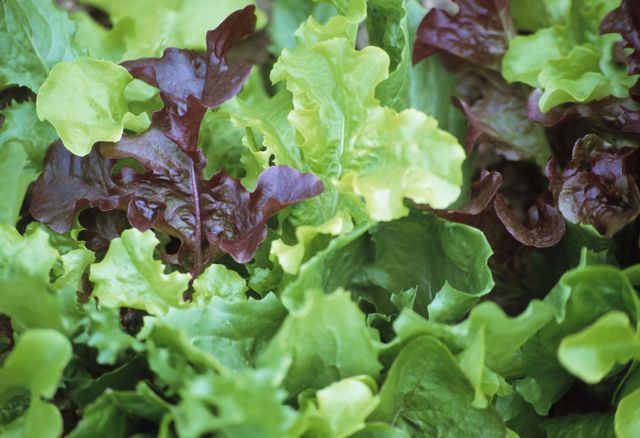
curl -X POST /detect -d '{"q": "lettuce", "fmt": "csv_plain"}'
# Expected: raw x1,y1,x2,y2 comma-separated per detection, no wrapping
3,1,640,436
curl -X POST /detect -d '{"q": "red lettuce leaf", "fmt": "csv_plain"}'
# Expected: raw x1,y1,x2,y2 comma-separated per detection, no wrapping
601,0,640,75
78,209,130,252
31,132,322,272
412,0,515,70
546,134,640,237
121,5,257,163
29,7,324,274
454,77,550,164
528,89,640,136
431,170,565,249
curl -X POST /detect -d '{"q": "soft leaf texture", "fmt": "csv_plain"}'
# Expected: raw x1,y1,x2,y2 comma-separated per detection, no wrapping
173,368,297,438
0,225,65,332
371,336,507,437
0,330,72,438
0,101,58,225
89,229,191,315
502,0,637,112
616,388,640,438
601,0,640,75
558,311,640,384
80,0,264,59
413,0,515,70
365,213,494,322
36,58,134,156
259,290,382,395
301,376,379,437
270,8,465,222
0,0,76,91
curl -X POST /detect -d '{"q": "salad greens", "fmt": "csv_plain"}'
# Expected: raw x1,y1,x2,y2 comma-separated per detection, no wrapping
2,0,640,436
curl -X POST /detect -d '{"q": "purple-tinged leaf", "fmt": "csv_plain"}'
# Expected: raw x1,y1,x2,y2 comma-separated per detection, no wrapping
546,134,640,237
122,5,256,113
413,0,515,70
432,170,565,249
528,89,640,136
30,132,323,274
78,209,130,252
601,0,640,75
454,79,550,164
29,141,120,234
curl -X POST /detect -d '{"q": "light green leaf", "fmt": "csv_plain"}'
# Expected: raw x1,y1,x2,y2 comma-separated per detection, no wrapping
0,101,58,225
0,100,58,165
518,264,640,415
0,330,72,438
0,0,76,91
192,264,248,304
0,144,33,227
271,11,464,223
173,368,298,438
36,57,134,156
76,305,143,365
259,289,382,395
89,229,190,316
80,0,265,59
157,293,287,370
616,388,640,438
370,336,507,437
558,311,640,384
0,225,64,332
302,376,380,438
502,0,637,112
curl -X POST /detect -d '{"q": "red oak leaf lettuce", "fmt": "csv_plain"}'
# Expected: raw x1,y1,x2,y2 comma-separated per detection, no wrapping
546,134,640,237
433,170,565,250
29,6,324,275
412,0,515,70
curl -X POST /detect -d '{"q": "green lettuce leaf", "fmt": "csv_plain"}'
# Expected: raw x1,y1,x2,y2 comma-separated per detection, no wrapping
0,0,76,91
68,382,170,438
89,228,191,315
558,311,640,384
544,413,615,438
155,293,287,370
259,289,382,396
79,0,265,59
517,262,640,415
616,388,640,438
502,0,637,112
370,336,507,437
173,368,298,438
36,57,134,156
264,4,465,225
365,213,494,322
298,376,379,438
0,225,64,332
0,330,72,438
75,305,143,365
0,101,57,225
